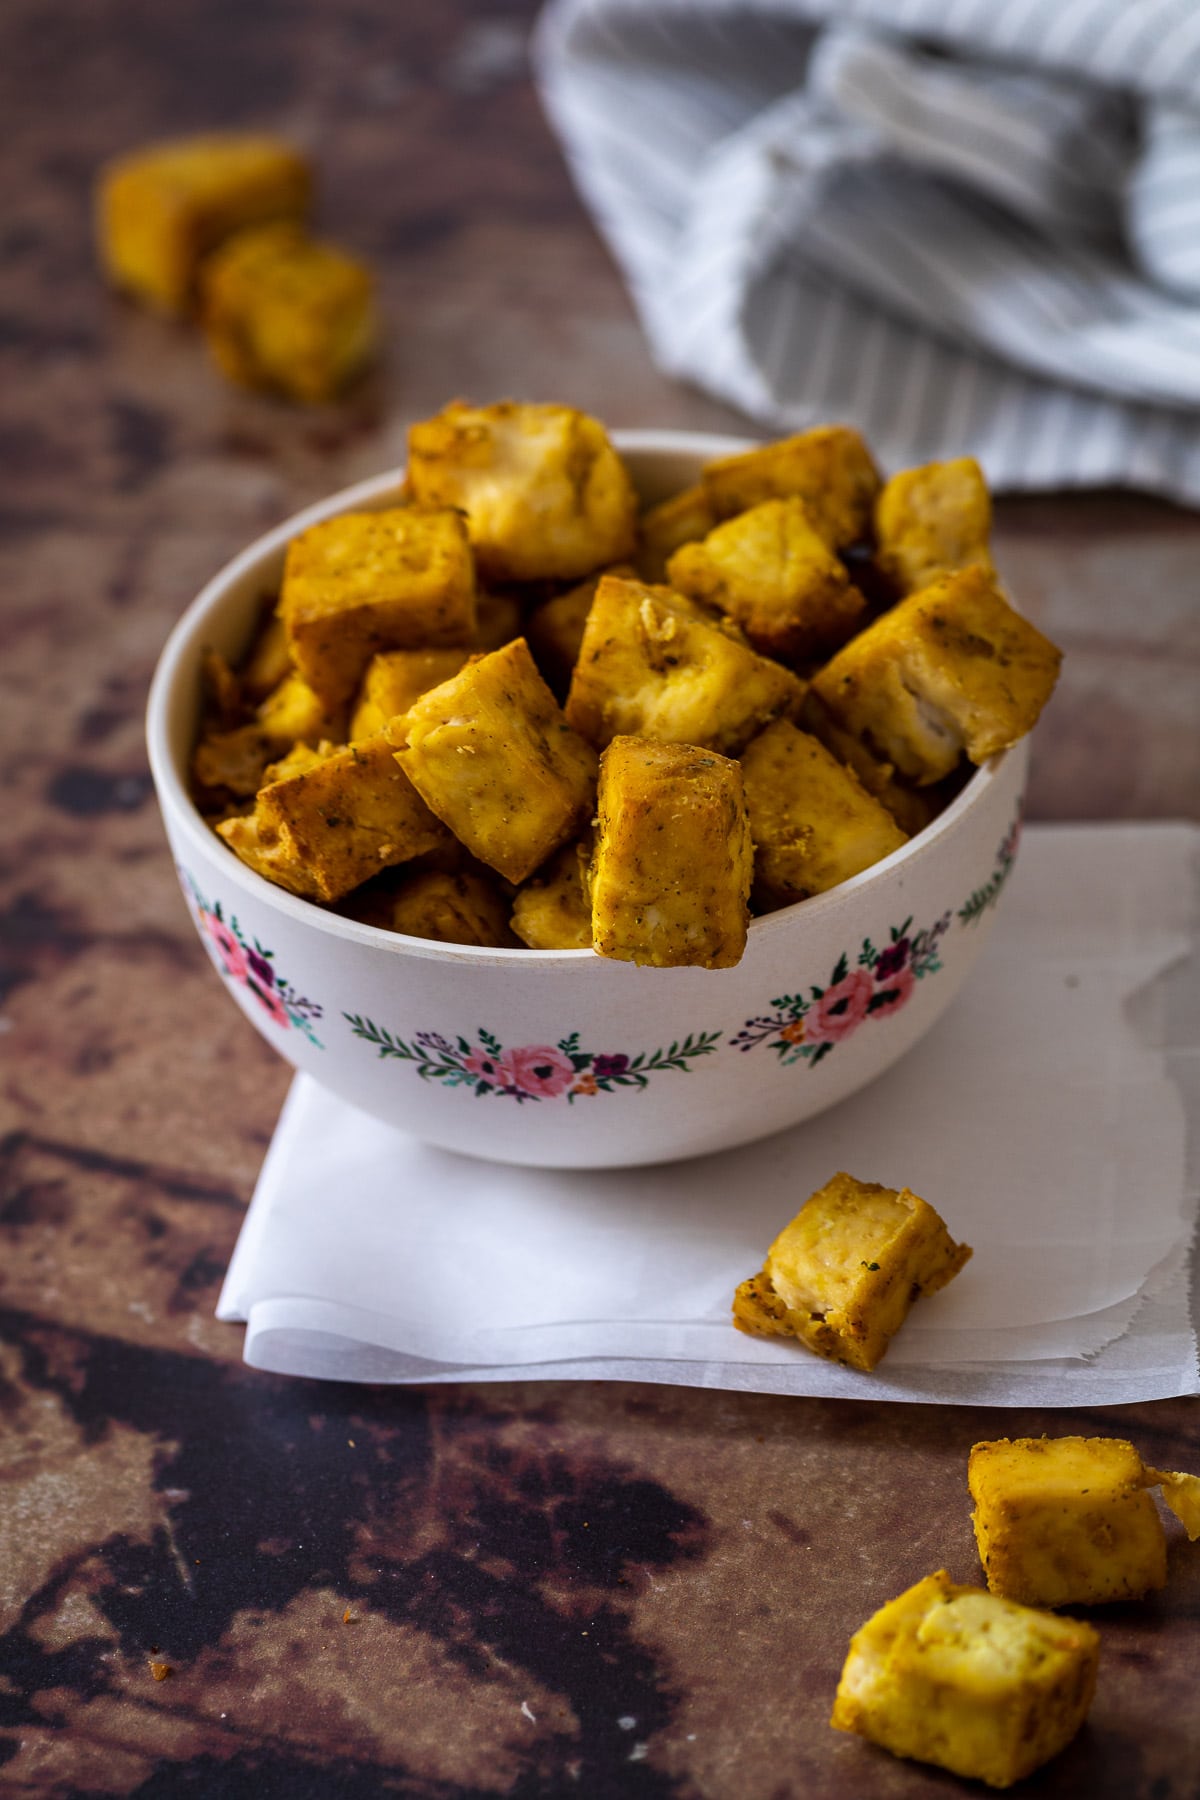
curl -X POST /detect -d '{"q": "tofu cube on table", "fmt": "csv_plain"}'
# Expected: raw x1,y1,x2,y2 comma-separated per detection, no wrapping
96,133,311,315
808,565,1062,784
831,1569,1100,1789
201,223,376,404
667,497,867,662
406,400,638,582
701,425,881,550
590,737,752,969
876,456,994,596
733,1172,971,1370
565,575,803,756
280,507,476,711
390,637,598,885
969,1436,1200,1607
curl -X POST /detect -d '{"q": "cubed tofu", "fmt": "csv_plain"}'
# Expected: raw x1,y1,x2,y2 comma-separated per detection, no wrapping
391,637,598,884
349,648,471,741
96,133,311,315
667,498,867,662
216,732,450,902
280,507,476,710
637,483,718,583
740,720,908,908
969,1437,1200,1607
590,737,752,969
192,724,279,801
255,670,346,746
525,564,636,697
799,689,947,837
201,222,376,404
831,1570,1100,1789
510,840,593,950
565,575,804,755
238,609,293,701
191,671,345,801
384,867,519,948
733,1172,971,1370
702,425,881,549
406,400,638,581
808,565,1062,784
473,587,525,654
876,457,994,596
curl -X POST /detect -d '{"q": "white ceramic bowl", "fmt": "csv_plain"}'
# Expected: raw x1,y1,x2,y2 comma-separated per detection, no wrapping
147,432,1027,1168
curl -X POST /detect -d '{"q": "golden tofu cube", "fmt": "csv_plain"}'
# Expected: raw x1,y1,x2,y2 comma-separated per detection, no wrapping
192,723,279,801
636,483,717,582
740,720,907,908
238,609,293,701
96,133,311,315
385,867,518,948
565,575,804,755
798,689,947,837
254,670,345,746
967,1436,1200,1607
473,587,525,654
808,565,1062,784
349,648,471,741
510,841,593,950
217,732,450,902
391,638,598,884
590,737,752,969
525,564,636,698
406,400,638,582
667,498,866,662
280,507,476,710
733,1172,971,1371
702,425,881,549
876,456,994,596
201,222,376,404
191,671,344,801
831,1570,1100,1789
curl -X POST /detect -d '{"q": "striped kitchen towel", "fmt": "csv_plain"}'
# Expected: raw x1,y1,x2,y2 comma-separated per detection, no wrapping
534,0,1200,502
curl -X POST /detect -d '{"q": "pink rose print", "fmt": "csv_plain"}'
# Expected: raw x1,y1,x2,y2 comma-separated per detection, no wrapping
463,1047,517,1088
805,968,873,1045
500,1044,577,1099
206,911,248,982
870,963,916,1017
248,979,290,1029
182,870,324,1047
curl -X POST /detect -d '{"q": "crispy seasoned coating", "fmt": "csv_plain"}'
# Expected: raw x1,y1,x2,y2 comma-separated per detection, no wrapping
565,575,803,755
667,497,867,662
192,672,344,800
702,425,881,549
510,841,593,950
637,483,717,583
96,133,311,315
798,690,946,837
406,400,638,582
238,610,293,702
969,1437,1200,1608
192,724,279,801
809,565,1062,784
876,457,994,595
391,638,598,884
831,1570,1100,1789
349,648,471,741
254,670,346,745
217,732,450,902
280,507,476,710
525,564,636,698
201,222,376,404
384,867,519,948
590,737,752,969
740,720,907,908
733,1172,971,1371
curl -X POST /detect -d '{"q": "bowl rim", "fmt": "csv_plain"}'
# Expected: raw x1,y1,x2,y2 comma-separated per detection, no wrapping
146,428,1014,969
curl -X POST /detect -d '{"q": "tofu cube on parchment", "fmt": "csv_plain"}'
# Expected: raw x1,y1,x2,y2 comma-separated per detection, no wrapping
565,575,804,755
217,732,450,902
733,1172,971,1371
740,719,908,908
510,840,593,951
808,564,1062,784
406,400,638,582
349,648,471,742
636,482,718,583
701,425,882,550
201,223,376,405
96,133,311,315
390,638,598,885
969,1436,1200,1608
667,497,867,662
831,1569,1100,1789
876,456,995,596
280,508,476,711
589,737,753,969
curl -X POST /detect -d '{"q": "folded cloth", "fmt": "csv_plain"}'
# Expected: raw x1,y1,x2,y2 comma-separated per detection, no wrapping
535,0,1200,502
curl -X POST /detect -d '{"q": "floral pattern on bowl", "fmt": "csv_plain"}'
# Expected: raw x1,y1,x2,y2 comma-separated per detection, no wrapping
731,911,952,1068
181,870,324,1047
343,1017,721,1102
959,815,1022,926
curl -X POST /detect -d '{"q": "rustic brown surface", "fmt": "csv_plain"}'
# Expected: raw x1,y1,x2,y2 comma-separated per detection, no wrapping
2,3,1199,1796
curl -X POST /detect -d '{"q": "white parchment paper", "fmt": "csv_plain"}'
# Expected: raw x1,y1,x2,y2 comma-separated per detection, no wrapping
218,826,1200,1404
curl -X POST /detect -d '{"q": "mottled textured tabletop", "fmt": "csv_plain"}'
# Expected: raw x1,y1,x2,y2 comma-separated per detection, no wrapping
3,4,1199,1797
